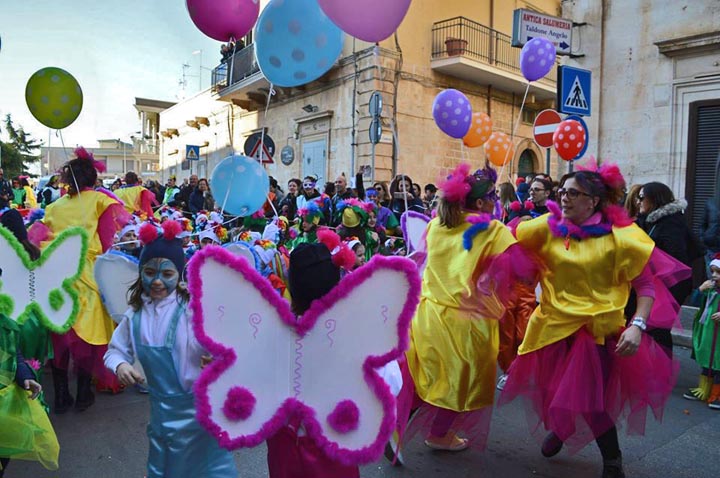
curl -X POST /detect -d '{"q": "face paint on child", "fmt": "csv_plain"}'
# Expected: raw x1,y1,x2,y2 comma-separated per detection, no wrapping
141,258,179,299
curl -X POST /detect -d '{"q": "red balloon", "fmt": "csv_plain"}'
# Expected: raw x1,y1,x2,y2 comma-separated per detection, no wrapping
553,120,586,161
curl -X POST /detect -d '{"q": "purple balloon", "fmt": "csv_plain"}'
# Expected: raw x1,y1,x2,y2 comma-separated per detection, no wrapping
432,89,472,139
318,0,412,43
186,0,259,42
520,38,556,82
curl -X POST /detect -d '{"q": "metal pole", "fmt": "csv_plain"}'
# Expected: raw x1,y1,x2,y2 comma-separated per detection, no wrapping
545,147,550,175
199,50,203,91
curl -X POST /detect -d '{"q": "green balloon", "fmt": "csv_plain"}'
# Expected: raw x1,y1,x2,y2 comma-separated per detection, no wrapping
25,67,83,129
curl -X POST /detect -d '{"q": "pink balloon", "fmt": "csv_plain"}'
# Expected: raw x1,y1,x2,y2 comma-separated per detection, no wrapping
186,0,260,42
318,0,412,43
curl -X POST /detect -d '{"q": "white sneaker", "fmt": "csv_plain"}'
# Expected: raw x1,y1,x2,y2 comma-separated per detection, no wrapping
496,373,508,391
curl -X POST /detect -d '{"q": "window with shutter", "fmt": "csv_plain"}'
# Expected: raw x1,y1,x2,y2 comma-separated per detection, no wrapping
685,100,720,235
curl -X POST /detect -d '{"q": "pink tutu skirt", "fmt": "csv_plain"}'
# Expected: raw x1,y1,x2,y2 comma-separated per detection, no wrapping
396,359,493,452
498,328,678,454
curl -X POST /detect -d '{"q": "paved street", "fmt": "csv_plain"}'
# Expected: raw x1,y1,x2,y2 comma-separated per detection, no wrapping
9,346,720,478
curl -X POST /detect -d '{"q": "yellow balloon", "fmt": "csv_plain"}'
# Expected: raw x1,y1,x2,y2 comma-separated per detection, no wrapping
25,67,83,129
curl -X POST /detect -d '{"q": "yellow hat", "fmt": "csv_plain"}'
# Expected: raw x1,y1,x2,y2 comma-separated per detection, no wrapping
342,208,361,228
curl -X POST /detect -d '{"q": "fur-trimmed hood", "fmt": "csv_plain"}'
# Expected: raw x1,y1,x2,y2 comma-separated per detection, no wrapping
645,199,687,224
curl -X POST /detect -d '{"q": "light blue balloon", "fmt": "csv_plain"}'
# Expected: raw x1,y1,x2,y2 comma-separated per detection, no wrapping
255,0,344,87
211,154,269,216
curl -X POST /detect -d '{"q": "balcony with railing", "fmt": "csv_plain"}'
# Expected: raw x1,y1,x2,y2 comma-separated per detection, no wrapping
211,43,269,109
431,17,556,100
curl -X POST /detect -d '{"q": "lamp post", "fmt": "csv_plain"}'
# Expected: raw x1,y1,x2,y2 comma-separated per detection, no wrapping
193,50,203,91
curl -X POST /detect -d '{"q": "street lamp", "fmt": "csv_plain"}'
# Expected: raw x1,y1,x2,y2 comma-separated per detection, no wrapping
192,50,203,91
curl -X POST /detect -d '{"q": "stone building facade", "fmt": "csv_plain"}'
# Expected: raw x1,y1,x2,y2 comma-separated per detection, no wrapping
561,0,720,230
159,0,564,192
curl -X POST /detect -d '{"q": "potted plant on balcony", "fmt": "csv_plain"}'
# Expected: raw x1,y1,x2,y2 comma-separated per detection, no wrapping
445,37,468,57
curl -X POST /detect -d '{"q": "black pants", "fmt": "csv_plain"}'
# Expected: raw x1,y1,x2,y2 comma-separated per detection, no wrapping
0,457,10,477
596,427,620,460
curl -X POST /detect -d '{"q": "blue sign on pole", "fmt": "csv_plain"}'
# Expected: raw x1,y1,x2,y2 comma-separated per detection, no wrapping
186,145,200,161
557,66,592,116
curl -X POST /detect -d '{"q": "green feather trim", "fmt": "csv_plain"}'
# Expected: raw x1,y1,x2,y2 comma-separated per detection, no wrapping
49,289,65,311
0,295,14,317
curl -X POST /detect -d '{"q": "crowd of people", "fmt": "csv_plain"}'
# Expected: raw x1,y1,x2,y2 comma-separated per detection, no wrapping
0,146,719,478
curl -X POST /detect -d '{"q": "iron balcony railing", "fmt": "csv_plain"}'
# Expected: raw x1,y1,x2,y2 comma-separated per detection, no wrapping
432,17,557,85
211,43,261,91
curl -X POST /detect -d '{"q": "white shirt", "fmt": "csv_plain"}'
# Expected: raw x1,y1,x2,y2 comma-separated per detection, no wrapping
103,291,206,392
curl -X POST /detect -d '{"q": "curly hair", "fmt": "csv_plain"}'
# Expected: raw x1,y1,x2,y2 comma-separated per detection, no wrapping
61,157,98,194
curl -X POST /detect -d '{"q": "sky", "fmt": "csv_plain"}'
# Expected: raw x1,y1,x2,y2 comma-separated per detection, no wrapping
0,1,223,149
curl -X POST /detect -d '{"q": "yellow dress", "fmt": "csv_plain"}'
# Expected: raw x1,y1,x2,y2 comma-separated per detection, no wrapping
42,191,121,345
516,215,654,354
23,186,38,208
114,185,153,216
406,216,516,411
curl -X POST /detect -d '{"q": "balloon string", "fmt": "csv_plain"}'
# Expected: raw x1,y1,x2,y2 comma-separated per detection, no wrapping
260,83,275,165
219,170,234,214
498,82,531,182
58,129,80,196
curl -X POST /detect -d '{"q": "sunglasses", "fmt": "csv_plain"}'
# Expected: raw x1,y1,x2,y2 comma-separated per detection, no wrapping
557,188,592,200
637,194,645,200
374,186,383,191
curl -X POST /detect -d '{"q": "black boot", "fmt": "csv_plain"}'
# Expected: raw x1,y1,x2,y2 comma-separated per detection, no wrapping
51,366,74,414
75,371,95,412
541,431,564,457
602,453,626,478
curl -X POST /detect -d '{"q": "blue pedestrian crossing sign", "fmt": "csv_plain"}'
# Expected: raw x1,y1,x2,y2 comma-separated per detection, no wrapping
557,66,591,116
186,145,200,161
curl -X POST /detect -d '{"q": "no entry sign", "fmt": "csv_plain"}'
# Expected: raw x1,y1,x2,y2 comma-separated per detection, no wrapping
533,109,562,148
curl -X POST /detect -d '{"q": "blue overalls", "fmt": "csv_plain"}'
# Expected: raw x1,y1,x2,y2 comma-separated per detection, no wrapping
132,303,237,478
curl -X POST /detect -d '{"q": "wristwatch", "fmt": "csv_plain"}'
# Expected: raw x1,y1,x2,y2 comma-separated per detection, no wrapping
630,316,647,331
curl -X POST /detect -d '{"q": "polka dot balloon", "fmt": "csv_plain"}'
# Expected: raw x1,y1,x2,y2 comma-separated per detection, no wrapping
483,132,515,167
210,154,269,216
462,112,493,148
255,0,344,88
432,89,473,139
25,67,83,130
519,38,556,82
552,119,586,161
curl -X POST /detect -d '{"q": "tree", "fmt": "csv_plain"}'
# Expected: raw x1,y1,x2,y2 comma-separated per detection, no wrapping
0,114,41,178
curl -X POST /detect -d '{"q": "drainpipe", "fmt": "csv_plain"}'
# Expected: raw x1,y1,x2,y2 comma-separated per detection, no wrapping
350,38,358,176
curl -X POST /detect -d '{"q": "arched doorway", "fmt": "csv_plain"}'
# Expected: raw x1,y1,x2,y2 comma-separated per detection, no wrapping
518,148,537,178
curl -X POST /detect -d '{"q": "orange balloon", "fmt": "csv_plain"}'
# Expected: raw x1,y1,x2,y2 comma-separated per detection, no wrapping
463,112,493,148
483,132,515,166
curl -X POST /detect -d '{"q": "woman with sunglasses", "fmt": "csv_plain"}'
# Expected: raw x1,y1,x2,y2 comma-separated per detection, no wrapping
372,182,391,208
499,163,690,478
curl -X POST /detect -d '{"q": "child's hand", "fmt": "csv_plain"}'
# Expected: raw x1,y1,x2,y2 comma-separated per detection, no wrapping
201,355,213,369
24,379,42,400
712,312,720,322
116,362,144,386
699,280,715,292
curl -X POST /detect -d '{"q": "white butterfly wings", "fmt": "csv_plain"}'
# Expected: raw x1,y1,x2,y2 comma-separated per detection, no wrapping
94,251,140,323
194,255,294,446
0,227,86,331
188,247,420,464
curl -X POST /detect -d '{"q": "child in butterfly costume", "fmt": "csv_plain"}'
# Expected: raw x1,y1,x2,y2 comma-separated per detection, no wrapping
0,210,59,475
104,221,237,478
498,162,690,478
31,147,130,412
405,164,525,452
